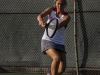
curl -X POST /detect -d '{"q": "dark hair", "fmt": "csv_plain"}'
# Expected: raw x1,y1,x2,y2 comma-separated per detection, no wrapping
53,0,67,8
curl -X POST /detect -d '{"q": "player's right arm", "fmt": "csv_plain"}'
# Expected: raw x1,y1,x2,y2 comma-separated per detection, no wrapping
37,7,54,28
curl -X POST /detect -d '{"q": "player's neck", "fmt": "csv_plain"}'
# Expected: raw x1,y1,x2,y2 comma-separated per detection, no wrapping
56,13,62,18
56,10,65,14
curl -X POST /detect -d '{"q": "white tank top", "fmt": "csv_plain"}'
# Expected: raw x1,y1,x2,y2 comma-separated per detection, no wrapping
42,9,67,45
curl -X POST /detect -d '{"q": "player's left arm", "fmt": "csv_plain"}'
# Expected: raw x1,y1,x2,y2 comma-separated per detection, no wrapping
58,14,70,29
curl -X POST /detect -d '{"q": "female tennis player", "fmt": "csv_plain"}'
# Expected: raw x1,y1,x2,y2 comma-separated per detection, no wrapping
37,0,70,75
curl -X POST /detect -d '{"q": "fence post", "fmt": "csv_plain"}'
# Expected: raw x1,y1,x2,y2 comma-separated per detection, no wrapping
74,0,79,75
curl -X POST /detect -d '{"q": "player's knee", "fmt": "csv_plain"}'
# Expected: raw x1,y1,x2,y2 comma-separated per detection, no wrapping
52,56,61,62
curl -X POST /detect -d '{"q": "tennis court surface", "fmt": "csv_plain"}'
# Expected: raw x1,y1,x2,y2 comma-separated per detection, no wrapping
0,73,45,75
0,73,69,75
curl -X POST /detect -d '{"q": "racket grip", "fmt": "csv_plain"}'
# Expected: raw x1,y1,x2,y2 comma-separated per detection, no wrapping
45,23,48,28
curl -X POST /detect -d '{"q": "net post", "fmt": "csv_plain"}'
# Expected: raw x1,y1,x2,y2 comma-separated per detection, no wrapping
74,0,79,75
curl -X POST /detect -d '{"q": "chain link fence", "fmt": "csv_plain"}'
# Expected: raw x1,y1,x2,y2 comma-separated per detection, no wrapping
0,0,100,75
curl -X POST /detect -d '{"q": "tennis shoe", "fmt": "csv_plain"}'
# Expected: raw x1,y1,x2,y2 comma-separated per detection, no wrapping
47,72,51,75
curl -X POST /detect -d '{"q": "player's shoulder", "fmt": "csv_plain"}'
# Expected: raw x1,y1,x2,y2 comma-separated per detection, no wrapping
63,12,70,18
44,7,55,15
63,12,68,16
62,12,70,21
45,7,55,11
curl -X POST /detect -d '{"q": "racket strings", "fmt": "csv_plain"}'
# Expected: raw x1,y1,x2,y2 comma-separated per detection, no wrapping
47,19,58,38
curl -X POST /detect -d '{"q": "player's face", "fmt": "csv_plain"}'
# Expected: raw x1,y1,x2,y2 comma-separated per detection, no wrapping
56,0,66,11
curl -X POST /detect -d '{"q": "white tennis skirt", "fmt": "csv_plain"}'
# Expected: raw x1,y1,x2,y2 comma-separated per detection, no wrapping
41,40,66,54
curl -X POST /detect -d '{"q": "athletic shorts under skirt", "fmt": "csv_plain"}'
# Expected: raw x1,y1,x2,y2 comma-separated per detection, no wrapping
41,40,66,54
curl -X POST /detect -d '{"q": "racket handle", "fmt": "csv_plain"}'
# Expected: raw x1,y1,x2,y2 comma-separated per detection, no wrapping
45,23,48,28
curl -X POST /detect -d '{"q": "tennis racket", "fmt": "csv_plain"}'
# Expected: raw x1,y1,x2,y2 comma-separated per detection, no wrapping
45,18,58,38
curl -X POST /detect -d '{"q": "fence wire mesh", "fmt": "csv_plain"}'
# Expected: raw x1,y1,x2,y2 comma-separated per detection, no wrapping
0,0,100,75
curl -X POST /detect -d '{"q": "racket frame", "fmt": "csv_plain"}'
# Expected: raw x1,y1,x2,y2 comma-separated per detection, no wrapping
45,18,58,38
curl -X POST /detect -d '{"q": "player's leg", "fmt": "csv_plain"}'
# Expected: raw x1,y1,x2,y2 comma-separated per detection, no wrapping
45,48,61,75
58,51,66,75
